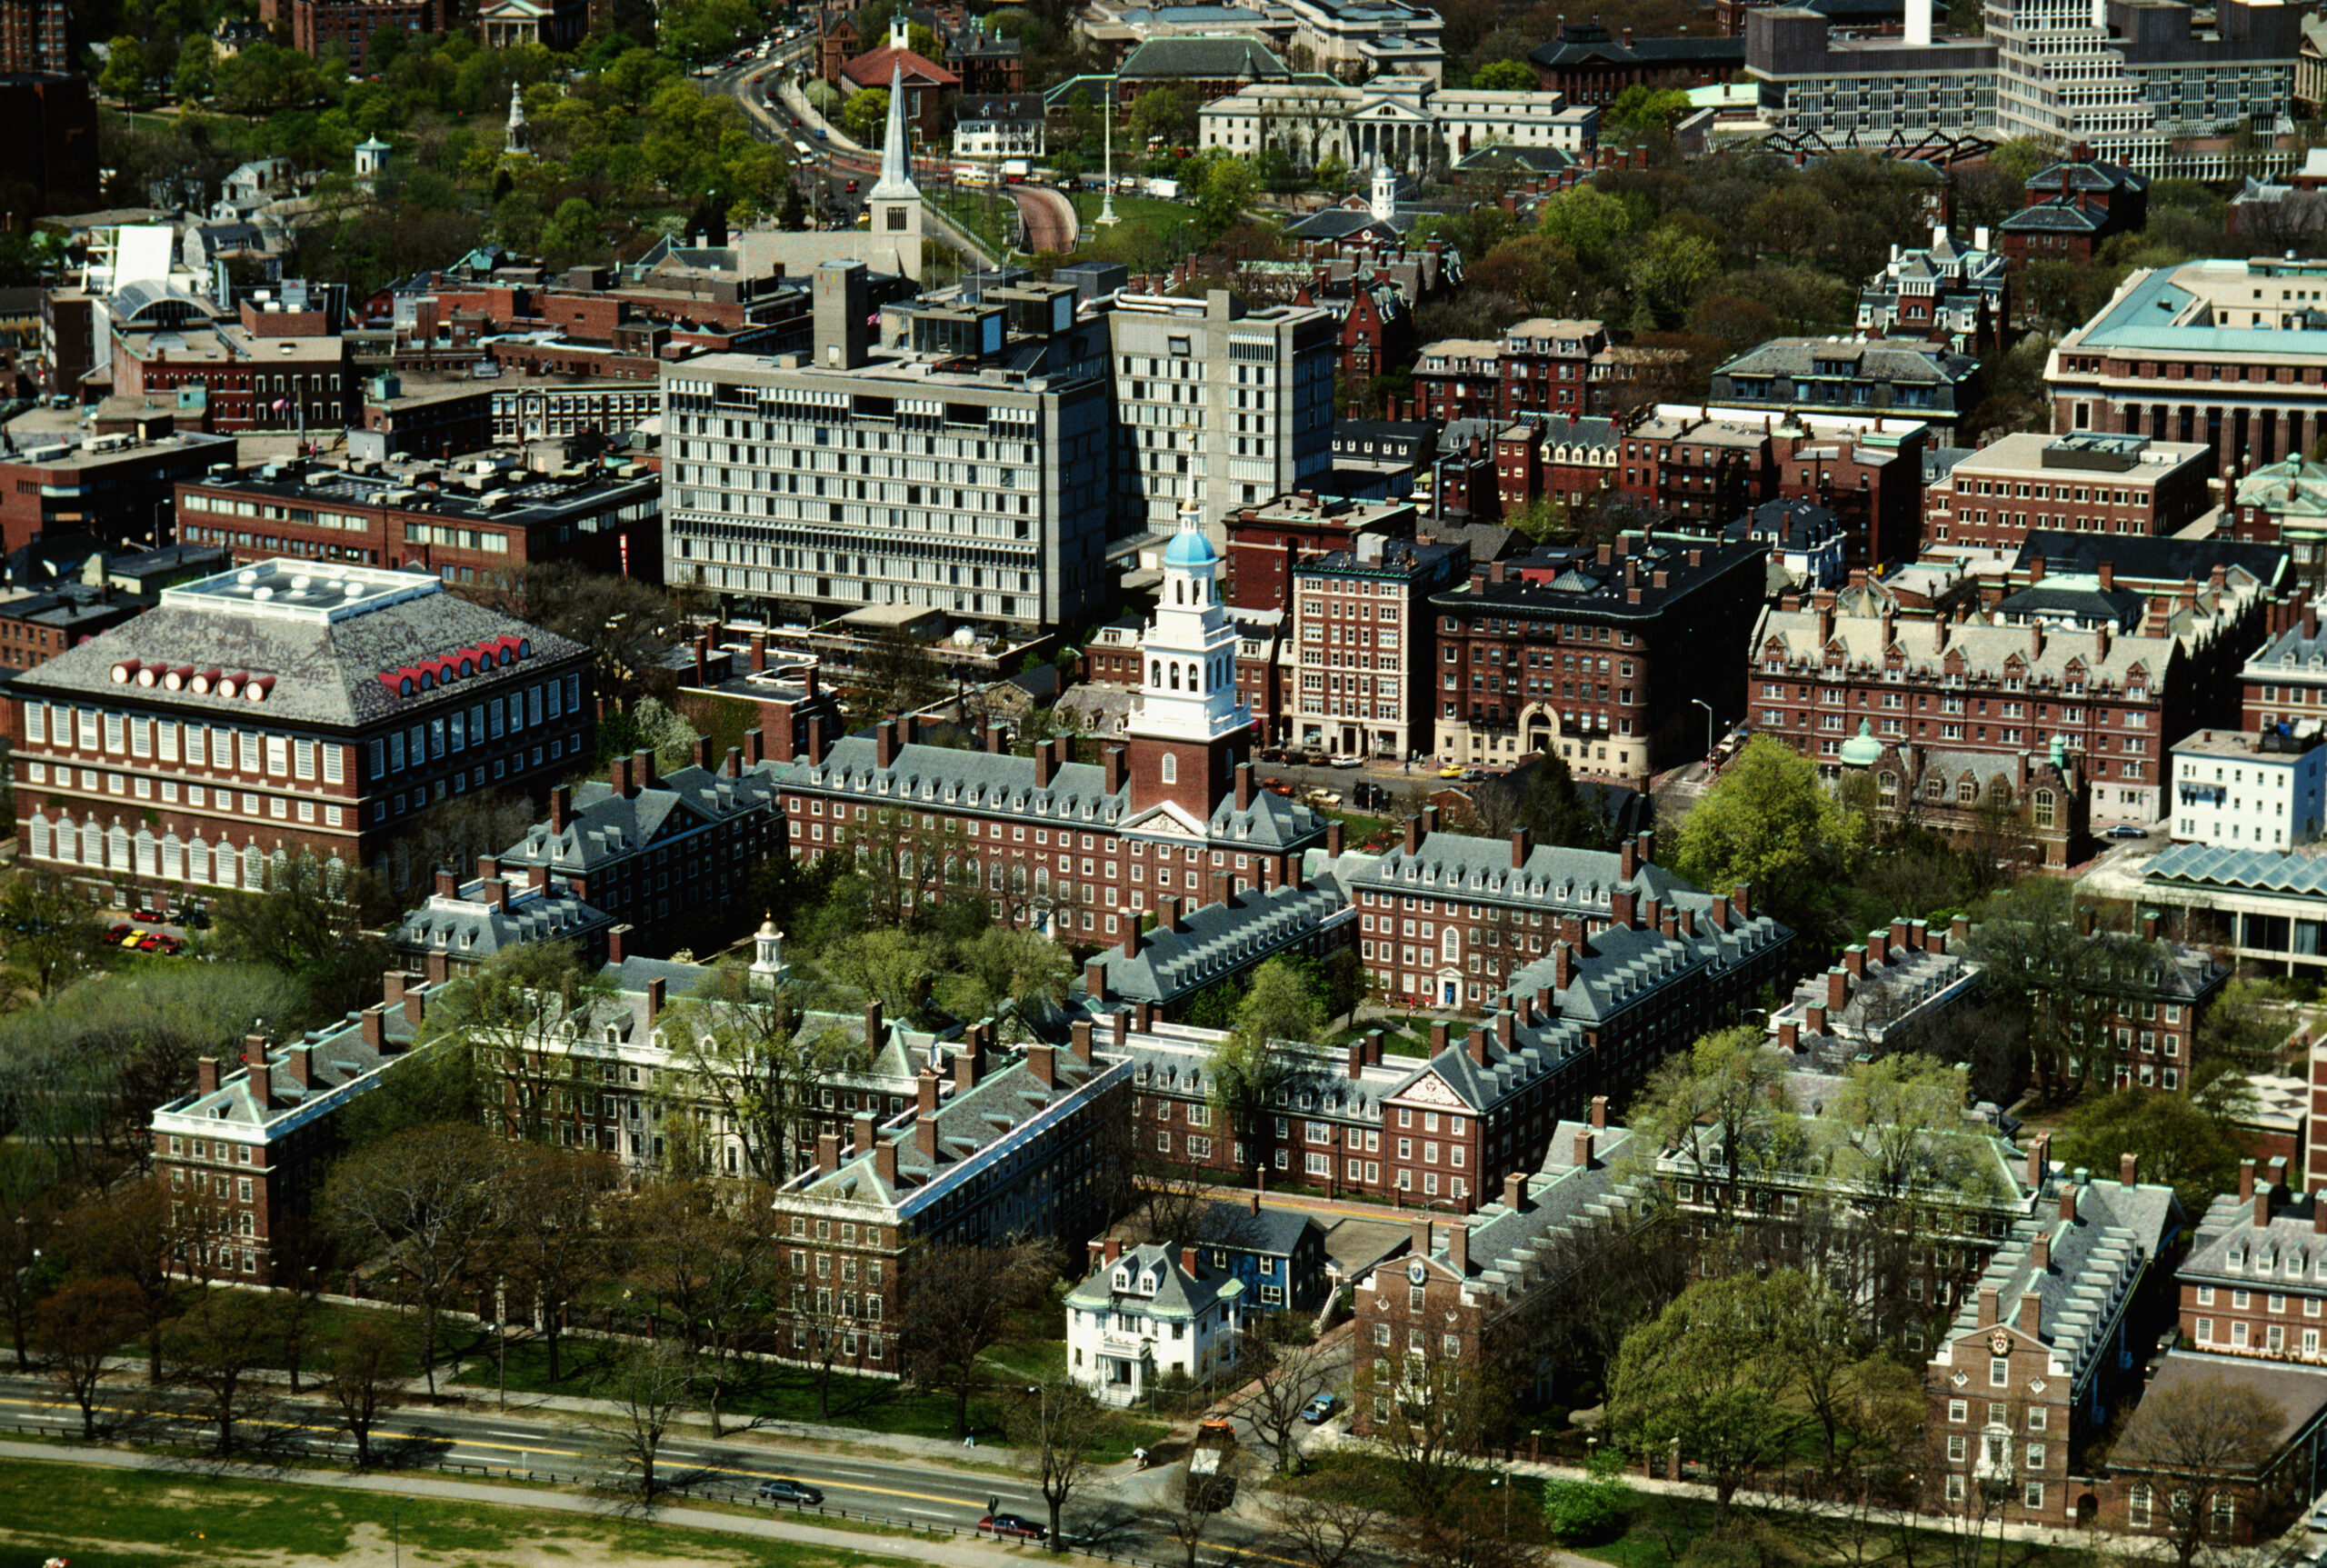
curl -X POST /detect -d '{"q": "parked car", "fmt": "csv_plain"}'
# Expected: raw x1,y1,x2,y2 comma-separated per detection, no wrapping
1437,764,1463,779
979,1513,1046,1541
1263,776,1292,796
107,923,133,940
1301,1393,1339,1424
1328,753,1363,769
133,905,167,924
757,1478,824,1505
178,908,211,930
2104,824,2147,840
1460,767,1487,783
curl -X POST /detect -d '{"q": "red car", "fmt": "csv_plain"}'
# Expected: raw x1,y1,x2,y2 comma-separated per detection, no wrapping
133,905,166,924
844,178,859,193
979,1514,1045,1542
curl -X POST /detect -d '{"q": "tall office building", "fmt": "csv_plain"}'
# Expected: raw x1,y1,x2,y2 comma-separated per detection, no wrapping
661,263,1114,629
1101,290,1338,539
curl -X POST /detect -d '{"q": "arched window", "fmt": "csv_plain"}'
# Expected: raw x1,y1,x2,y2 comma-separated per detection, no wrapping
2032,789,2056,828
1170,664,1182,690
1876,772,1898,806
1151,660,1162,686
1441,925,1460,964
25,815,48,861
1161,753,1177,784
1175,581,1184,605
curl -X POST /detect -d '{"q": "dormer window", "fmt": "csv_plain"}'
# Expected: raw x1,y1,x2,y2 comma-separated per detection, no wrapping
1140,1272,1158,1293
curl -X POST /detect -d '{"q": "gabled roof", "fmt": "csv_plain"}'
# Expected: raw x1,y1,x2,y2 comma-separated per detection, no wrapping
1117,33,1288,79
1064,1241,1244,1318
1426,1120,1645,1294
840,44,960,88
1096,874,1353,1004
499,762,784,874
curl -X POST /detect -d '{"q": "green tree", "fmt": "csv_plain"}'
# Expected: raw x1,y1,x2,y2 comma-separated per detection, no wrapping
1126,85,1197,148
2196,977,2295,1073
662,958,860,1183
2054,1086,2247,1215
1207,958,1323,1156
1672,735,1868,946
1609,1271,1822,1526
899,1237,1054,1439
212,849,398,1021
954,925,1075,1044
494,1143,616,1384
99,37,152,107
0,873,101,1000
1624,1025,1797,1222
1472,59,1537,92
842,85,891,143
1535,185,1633,272
173,35,217,103
1473,750,1612,850
1601,85,1692,146
1195,153,1256,239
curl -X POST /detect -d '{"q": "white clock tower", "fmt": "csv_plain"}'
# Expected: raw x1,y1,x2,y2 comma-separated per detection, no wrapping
1127,500,1251,813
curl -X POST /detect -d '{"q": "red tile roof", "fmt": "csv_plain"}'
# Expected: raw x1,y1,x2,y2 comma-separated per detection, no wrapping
840,44,959,89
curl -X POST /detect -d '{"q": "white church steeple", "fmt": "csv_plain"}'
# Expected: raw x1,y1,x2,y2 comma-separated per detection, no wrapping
505,82,530,157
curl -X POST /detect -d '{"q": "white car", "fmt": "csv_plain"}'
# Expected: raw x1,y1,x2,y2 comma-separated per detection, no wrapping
1328,754,1363,769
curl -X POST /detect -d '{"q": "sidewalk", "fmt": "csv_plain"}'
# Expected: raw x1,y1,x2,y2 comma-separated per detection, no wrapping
0,1437,1022,1568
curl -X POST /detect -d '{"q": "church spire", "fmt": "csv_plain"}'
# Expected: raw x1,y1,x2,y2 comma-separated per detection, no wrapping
505,82,529,156
870,59,917,201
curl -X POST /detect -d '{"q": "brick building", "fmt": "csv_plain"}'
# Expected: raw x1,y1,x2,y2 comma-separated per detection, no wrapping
1428,531,1770,780
391,852,617,979
1289,534,1465,763
1922,1157,2183,1528
107,297,355,436
289,0,451,74
1858,226,2009,355
775,507,1327,944
1995,153,2148,281
1349,1108,1641,1434
173,452,663,585
0,582,151,670
485,744,785,957
1526,22,1745,105
0,0,67,73
1222,492,1420,614
150,971,434,1283
2044,257,2327,475
1413,319,1613,425
1925,432,2213,553
10,559,593,904
1752,567,2274,824
1709,337,1982,441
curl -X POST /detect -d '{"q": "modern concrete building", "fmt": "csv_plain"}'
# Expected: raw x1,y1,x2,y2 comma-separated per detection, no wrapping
662,264,1113,632
1745,0,2300,178
1100,289,1338,538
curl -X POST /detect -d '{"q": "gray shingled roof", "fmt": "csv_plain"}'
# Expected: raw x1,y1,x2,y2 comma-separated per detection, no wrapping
501,762,784,874
1098,874,1353,1004
1117,34,1287,78
1437,1121,1645,1293
12,579,586,731
392,880,614,960
1064,1241,1244,1319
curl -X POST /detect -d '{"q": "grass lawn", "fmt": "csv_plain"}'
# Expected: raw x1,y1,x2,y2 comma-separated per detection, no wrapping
0,1453,912,1568
1324,1013,1432,1058
925,187,1021,260
1570,1483,2081,1568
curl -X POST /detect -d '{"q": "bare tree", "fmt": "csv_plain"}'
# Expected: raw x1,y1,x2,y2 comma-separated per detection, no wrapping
1008,1377,1114,1550
623,1178,777,1436
1239,1336,1337,1473
322,1122,508,1395
64,1176,189,1384
589,1340,694,1503
494,1143,617,1384
31,1276,141,1438
1271,1484,1385,1568
900,1237,1055,1439
1157,1474,1225,1568
164,1286,288,1456
2112,1371,2288,1568
319,1313,414,1467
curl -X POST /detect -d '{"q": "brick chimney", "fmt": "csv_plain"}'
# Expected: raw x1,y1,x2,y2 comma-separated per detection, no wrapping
1977,1284,1999,1327
854,1112,876,1157
2121,1152,2138,1185
550,784,571,830
1503,1171,1528,1209
1827,968,1850,1010
874,1139,898,1187
606,924,632,964
1446,1223,1467,1277
1236,762,1253,810
2018,1290,2042,1340
877,719,899,769
1028,1042,1056,1087
646,976,665,1027
1591,1094,1607,1128
1573,1124,1595,1168
1411,1217,1433,1262
817,1132,839,1174
1510,827,1531,868
864,1001,884,1050
198,1056,220,1094
1430,1019,1451,1054
1035,743,1055,786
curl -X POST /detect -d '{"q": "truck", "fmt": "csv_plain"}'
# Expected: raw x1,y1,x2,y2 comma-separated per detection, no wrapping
1184,1419,1238,1511
1145,176,1180,200
1003,158,1031,183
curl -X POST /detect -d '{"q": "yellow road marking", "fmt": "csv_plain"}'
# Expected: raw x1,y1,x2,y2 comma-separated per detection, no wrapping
0,1395,987,1508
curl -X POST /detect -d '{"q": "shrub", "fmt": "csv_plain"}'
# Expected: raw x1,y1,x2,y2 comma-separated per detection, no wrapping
1543,1477,1627,1545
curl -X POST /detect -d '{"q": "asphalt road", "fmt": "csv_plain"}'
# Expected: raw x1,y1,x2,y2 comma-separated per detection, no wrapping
0,1373,1364,1563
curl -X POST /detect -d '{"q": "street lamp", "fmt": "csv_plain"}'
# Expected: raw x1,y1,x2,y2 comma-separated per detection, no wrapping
1687,697,1717,762
392,1496,413,1568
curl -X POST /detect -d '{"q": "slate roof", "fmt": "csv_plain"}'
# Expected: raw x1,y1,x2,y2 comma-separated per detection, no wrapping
2247,621,2327,678
1725,498,1840,552
1283,209,1401,242
1349,833,1689,915
1993,584,2149,626
10,567,587,732
1715,335,1979,387
1999,198,2108,235
2012,530,2290,592
1430,534,1767,625
2236,456,2327,520
775,736,1326,850
499,762,785,874
1200,1197,1322,1259
391,878,614,962
1430,1120,1647,1294
152,986,429,1134
2118,1353,2327,1460
1527,29,1743,66
1117,33,1288,79
1937,1174,2182,1399
1115,1020,1407,1124
2184,1189,2327,1287
1097,874,1353,1004
1452,144,1576,176
1754,604,2179,687
839,44,960,88
1064,1241,1244,1319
